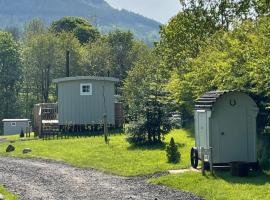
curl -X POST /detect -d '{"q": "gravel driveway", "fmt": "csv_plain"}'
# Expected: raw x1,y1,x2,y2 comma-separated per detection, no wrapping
0,157,201,200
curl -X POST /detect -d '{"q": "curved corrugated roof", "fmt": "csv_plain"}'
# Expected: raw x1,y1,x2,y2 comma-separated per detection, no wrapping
195,90,231,110
53,76,119,83
2,119,30,122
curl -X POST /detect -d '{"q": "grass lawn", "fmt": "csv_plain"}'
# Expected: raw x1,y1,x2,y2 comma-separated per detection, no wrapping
150,169,270,200
0,132,35,141
0,129,195,176
0,185,18,200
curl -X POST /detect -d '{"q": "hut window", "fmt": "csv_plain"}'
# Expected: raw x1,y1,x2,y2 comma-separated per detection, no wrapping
11,122,16,126
80,83,92,96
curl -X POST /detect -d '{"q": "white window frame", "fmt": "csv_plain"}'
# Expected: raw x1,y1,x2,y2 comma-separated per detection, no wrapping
80,83,92,96
11,122,16,126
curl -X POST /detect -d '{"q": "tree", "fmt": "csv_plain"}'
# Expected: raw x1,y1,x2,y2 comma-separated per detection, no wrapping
21,31,84,116
50,17,100,44
166,138,181,163
167,16,270,130
0,31,21,123
5,27,21,41
157,5,219,72
24,18,46,38
124,48,172,144
22,32,60,104
107,30,134,81
82,37,113,76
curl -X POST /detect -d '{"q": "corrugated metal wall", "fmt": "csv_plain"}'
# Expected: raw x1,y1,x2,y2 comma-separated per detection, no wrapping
3,121,30,135
58,80,115,125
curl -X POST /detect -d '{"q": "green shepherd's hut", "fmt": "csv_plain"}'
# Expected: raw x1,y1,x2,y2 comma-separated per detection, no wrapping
191,91,259,169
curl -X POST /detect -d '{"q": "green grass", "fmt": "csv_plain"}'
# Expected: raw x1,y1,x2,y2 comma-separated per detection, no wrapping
0,129,195,176
2,129,270,199
150,170,270,200
0,185,18,200
0,132,35,141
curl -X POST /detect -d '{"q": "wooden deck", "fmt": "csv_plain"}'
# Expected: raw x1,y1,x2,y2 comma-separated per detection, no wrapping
42,120,59,124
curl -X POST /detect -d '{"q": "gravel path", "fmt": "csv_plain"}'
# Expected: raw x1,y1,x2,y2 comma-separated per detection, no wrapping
0,157,202,200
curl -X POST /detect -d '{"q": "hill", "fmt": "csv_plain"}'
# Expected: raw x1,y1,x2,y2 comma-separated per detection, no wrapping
0,0,161,43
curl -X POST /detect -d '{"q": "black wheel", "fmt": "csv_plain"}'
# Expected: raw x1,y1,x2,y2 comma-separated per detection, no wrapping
204,162,210,170
190,147,199,169
250,161,260,171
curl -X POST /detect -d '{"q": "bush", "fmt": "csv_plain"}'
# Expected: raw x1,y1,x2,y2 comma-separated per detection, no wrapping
257,134,270,168
166,137,181,163
126,120,147,144
20,129,24,138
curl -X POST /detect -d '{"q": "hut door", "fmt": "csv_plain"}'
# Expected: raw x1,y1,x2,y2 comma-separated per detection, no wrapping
219,107,248,163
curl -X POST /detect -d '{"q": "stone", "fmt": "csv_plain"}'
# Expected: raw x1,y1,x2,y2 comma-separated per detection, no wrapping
6,145,15,153
0,193,4,200
23,148,32,154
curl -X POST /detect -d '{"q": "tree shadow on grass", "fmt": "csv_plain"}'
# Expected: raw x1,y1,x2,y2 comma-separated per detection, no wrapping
185,129,195,139
127,142,167,151
212,170,270,186
127,141,186,151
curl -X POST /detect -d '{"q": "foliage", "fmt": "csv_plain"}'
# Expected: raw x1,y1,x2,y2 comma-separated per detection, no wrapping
257,134,270,168
150,170,270,200
50,16,100,44
166,137,181,163
124,48,173,144
157,5,219,71
167,17,270,132
0,185,18,200
126,120,147,144
24,18,46,38
82,38,113,77
0,130,195,176
107,30,134,81
0,31,21,128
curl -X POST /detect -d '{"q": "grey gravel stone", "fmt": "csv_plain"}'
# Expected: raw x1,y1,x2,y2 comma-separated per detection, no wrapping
0,157,202,200
22,148,32,154
5,145,15,153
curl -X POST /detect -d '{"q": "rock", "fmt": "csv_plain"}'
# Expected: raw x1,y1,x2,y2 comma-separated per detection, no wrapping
6,145,15,153
0,193,4,200
23,148,32,154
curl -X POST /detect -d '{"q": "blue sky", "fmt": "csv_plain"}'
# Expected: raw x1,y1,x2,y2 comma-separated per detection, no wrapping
105,0,181,23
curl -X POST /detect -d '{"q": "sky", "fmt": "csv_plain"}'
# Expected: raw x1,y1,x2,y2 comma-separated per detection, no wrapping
105,0,181,23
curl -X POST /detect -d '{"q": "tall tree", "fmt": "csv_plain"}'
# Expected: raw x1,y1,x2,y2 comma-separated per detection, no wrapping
50,17,100,44
82,37,113,76
124,47,172,144
24,18,46,38
107,30,134,81
167,16,270,128
157,2,219,73
0,31,21,122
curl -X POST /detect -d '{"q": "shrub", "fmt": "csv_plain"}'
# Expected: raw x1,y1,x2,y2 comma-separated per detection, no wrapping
166,137,181,163
126,120,147,144
257,134,270,168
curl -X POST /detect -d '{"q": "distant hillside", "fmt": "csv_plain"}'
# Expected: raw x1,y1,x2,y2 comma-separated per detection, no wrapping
0,0,161,44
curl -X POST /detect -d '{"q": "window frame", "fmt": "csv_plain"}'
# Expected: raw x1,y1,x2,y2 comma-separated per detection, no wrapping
11,122,16,126
80,83,92,96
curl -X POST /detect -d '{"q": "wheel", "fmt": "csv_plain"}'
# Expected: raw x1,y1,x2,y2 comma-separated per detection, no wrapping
190,147,199,169
204,162,210,170
250,161,260,171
